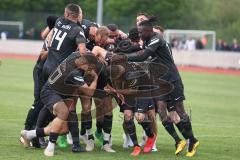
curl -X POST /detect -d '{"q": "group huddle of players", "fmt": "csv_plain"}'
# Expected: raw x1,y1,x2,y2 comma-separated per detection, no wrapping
20,3,200,157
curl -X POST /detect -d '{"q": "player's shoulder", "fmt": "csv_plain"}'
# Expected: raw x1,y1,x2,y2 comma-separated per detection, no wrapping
148,33,165,46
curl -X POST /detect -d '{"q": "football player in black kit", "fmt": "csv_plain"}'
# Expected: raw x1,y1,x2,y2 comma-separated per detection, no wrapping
21,15,57,148
20,53,103,157
39,3,87,153
125,19,200,157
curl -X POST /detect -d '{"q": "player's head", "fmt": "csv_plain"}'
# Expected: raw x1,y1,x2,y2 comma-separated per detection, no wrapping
95,26,109,46
107,24,120,40
46,15,58,30
128,27,140,44
153,25,164,35
138,19,154,41
87,24,99,41
77,54,98,71
64,3,82,23
136,12,149,26
106,65,125,80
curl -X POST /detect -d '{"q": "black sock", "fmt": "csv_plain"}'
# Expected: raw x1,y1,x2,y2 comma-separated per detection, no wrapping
68,111,80,145
102,115,113,145
183,120,196,143
49,132,59,143
88,134,94,140
103,115,113,134
80,113,86,135
162,120,181,143
140,121,154,138
176,121,188,139
96,121,103,133
125,120,138,146
36,128,45,137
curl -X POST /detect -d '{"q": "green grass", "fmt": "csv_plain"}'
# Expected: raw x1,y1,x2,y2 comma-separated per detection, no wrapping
0,59,240,160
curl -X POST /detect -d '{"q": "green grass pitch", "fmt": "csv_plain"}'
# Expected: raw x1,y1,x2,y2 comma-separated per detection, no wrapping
0,59,239,160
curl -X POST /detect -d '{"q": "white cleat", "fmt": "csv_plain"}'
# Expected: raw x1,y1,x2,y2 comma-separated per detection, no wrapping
152,139,158,152
122,134,129,148
67,133,73,145
152,145,158,152
86,139,95,151
44,148,54,157
44,142,55,156
122,134,134,148
79,134,88,145
139,135,147,147
20,130,31,148
102,143,116,153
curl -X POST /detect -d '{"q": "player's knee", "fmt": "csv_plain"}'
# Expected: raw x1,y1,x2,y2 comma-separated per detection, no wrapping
55,104,69,121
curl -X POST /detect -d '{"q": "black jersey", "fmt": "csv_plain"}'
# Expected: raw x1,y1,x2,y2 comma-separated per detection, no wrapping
127,33,180,82
144,33,180,81
47,52,85,96
44,17,86,74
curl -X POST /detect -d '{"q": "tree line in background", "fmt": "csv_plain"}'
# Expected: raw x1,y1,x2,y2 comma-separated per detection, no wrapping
0,0,239,42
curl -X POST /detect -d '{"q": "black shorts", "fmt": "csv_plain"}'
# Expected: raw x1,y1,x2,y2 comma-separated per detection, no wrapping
41,84,72,113
166,80,185,111
153,79,185,111
120,98,155,113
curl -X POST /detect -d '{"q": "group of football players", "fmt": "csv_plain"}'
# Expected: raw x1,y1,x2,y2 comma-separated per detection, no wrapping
20,3,200,157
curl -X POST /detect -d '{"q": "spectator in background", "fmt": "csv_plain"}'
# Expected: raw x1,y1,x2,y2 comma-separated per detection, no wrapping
216,39,223,51
201,34,208,48
222,41,231,51
25,27,35,39
196,38,204,50
184,37,196,51
1,31,7,40
231,39,240,52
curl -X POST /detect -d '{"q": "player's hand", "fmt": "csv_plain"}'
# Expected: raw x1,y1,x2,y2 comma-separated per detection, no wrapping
135,112,145,122
117,93,125,104
87,70,98,80
169,111,180,124
104,86,116,94
98,56,108,66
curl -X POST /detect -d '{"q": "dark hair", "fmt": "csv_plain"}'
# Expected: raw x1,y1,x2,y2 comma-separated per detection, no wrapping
128,27,139,42
46,15,58,30
65,3,80,16
107,24,118,32
153,25,164,33
139,16,158,28
83,54,98,64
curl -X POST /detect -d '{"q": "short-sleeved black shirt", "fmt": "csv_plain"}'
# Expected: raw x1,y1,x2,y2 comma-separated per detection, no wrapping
144,33,180,82
47,52,85,96
44,17,86,75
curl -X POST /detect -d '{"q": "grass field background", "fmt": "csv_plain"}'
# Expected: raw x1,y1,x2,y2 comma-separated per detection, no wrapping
0,59,240,160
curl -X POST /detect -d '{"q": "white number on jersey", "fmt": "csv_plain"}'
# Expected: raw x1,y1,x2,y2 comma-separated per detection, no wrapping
50,28,67,50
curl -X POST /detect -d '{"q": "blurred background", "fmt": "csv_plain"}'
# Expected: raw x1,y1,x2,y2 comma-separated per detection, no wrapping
0,0,240,45
1,0,240,69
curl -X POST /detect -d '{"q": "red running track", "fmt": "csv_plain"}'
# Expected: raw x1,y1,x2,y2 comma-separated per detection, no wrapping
1,53,240,76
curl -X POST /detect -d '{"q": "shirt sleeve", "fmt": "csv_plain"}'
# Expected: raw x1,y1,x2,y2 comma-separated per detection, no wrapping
65,69,85,86
74,27,86,45
126,48,154,62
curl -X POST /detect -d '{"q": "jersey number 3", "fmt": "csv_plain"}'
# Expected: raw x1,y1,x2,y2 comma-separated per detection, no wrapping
50,28,67,50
